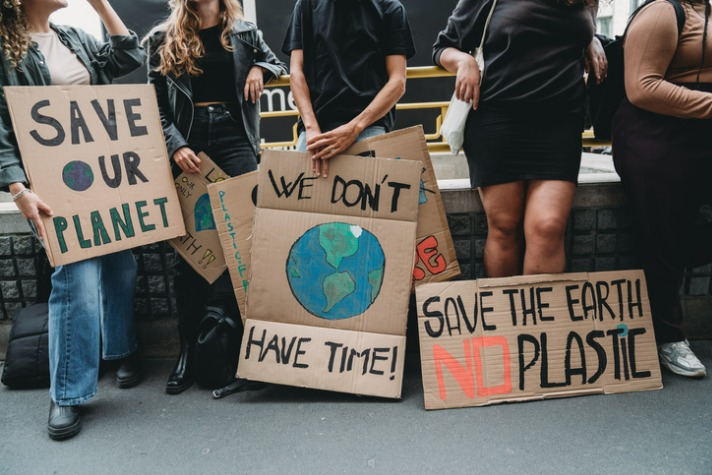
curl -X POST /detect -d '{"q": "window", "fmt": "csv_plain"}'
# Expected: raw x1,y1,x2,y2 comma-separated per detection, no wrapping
597,16,612,37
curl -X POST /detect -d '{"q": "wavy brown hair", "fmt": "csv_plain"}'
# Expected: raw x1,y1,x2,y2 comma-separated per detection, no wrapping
154,0,243,77
0,0,30,70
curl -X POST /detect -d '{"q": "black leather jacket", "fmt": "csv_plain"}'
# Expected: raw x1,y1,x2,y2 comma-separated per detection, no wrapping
145,20,287,159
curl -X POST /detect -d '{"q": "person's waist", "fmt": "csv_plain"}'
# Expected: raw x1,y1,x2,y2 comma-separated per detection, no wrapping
192,102,241,118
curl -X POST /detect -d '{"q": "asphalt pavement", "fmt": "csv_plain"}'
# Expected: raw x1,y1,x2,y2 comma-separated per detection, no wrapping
1,341,711,475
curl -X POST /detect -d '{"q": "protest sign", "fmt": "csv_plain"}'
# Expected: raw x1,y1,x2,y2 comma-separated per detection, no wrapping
4,85,184,266
208,171,258,320
345,126,460,285
416,270,663,410
170,152,228,283
238,150,421,398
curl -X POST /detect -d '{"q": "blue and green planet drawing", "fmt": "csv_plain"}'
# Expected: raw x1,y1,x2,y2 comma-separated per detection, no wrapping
287,222,385,320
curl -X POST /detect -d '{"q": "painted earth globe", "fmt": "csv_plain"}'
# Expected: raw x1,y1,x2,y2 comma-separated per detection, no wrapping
62,160,94,192
286,222,385,320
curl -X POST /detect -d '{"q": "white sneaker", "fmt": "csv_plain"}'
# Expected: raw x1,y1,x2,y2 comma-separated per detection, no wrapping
658,340,707,378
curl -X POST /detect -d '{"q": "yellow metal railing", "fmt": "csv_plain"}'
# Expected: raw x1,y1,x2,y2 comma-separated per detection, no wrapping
261,66,610,152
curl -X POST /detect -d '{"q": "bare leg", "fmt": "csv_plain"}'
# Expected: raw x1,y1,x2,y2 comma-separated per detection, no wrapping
479,182,526,277
522,180,576,275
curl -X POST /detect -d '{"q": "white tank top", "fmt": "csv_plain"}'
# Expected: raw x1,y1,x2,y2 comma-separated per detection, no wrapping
30,31,91,86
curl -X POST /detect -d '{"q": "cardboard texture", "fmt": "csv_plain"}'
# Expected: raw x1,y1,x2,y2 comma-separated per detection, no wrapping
4,85,185,266
208,171,258,321
345,126,460,285
238,150,421,398
170,152,228,284
415,270,663,410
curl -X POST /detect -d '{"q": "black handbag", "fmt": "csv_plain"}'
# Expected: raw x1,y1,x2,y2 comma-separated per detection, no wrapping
1,303,50,388
1,246,53,389
193,306,242,389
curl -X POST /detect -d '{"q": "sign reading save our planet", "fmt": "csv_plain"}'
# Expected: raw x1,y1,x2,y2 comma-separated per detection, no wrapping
4,85,184,266
238,150,421,398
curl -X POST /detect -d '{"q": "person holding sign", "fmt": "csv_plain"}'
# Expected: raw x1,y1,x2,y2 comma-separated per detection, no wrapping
0,0,145,440
283,0,416,178
433,0,605,278
144,0,286,394
613,0,711,378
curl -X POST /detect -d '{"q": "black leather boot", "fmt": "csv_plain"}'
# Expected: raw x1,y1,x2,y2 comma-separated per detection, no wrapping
48,400,81,441
116,353,143,389
166,328,194,394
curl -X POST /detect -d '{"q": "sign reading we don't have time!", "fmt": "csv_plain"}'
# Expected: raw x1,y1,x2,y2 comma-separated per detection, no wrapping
5,85,185,266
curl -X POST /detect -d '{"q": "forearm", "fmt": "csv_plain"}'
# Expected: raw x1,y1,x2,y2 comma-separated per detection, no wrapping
290,69,320,132
438,47,474,75
349,76,405,133
90,0,130,36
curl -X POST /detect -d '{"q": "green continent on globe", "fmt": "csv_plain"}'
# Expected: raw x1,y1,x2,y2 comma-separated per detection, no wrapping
318,223,359,269
368,268,384,304
322,271,356,312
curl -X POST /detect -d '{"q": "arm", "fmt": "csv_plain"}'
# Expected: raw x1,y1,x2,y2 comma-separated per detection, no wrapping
585,1,607,84
433,0,489,109
76,0,145,80
289,49,324,175
244,28,289,104
88,0,129,36
145,33,199,174
307,55,407,169
625,2,712,118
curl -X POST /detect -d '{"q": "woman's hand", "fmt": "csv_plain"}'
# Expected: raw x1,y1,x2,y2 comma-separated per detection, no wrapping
585,36,607,85
172,147,201,174
9,183,52,241
455,55,481,109
244,66,265,104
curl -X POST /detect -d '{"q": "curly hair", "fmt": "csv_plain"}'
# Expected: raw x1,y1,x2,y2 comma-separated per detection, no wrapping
0,0,30,69
154,0,243,77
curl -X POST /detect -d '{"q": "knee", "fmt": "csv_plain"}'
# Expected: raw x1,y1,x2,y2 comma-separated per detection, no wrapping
526,216,567,244
487,213,522,244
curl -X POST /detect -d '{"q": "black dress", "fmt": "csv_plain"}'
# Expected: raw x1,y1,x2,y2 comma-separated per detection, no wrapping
434,0,594,188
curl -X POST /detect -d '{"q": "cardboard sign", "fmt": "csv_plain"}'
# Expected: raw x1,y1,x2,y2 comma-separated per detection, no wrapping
208,171,258,320
170,153,228,284
238,150,421,398
345,126,460,285
415,270,663,410
4,85,184,266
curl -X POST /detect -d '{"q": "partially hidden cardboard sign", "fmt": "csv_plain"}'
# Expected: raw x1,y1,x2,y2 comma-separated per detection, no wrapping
170,152,228,284
207,171,258,320
4,85,185,266
415,270,662,410
238,150,422,398
346,126,460,285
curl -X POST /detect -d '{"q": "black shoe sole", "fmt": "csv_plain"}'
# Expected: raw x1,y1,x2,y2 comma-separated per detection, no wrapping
48,419,81,441
116,373,143,389
166,379,194,395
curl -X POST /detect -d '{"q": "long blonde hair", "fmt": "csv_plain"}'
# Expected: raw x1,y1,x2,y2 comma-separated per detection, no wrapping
0,0,30,69
155,0,243,77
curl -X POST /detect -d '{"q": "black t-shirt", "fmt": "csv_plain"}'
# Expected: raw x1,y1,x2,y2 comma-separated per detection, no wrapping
282,0,416,133
433,0,594,115
192,25,238,104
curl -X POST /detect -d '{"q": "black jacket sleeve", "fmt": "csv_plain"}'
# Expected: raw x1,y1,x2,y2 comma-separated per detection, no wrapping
145,31,189,159
433,0,491,66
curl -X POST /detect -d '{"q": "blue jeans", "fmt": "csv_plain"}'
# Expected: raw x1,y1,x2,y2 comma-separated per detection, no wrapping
295,126,387,152
48,250,137,405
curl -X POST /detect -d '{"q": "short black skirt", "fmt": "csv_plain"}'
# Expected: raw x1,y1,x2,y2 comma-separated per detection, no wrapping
462,105,584,188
